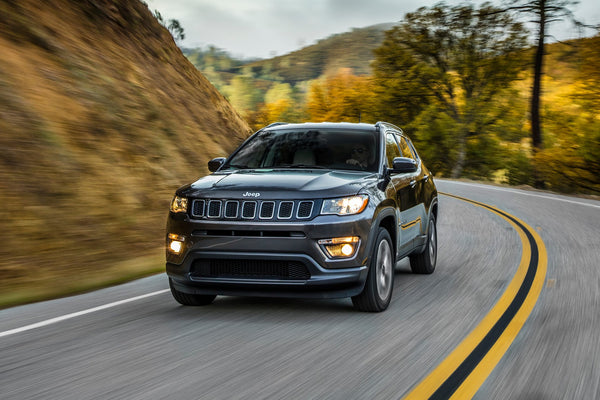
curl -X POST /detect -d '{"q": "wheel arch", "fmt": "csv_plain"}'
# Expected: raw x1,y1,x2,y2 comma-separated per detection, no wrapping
369,206,398,262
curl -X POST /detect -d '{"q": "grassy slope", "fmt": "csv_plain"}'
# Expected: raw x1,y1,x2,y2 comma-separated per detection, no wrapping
0,0,251,307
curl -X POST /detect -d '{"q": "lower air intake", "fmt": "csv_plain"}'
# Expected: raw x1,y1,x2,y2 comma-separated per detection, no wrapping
192,259,311,280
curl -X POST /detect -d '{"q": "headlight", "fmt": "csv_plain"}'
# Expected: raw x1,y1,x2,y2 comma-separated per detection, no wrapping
170,195,188,213
321,195,369,215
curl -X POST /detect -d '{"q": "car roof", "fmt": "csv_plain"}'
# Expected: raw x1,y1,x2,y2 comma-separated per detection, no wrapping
265,122,378,132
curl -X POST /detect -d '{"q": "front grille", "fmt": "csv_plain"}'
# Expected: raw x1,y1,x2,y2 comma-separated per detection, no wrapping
260,201,275,219
224,201,238,218
190,199,317,221
297,201,313,219
208,200,221,218
242,201,256,219
192,259,311,280
192,200,206,217
278,201,294,219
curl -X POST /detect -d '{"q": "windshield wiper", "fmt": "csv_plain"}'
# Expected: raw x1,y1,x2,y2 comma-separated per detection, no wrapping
224,164,251,170
280,164,329,169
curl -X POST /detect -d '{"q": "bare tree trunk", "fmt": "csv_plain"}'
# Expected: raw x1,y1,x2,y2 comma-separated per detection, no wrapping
531,0,546,188
451,135,466,178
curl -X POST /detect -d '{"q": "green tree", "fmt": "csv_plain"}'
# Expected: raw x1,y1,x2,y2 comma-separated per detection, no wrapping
223,75,263,118
373,3,528,177
265,82,293,105
372,35,430,126
153,10,185,44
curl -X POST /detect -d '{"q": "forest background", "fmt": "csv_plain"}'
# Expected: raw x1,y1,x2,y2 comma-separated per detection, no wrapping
184,3,600,195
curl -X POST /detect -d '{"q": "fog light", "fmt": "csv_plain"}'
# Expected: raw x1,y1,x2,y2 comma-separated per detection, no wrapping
167,233,185,255
341,243,354,256
318,236,359,258
169,240,183,254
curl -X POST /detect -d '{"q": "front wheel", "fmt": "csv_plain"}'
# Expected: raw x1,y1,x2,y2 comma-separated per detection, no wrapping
352,228,394,312
169,278,216,306
409,214,437,274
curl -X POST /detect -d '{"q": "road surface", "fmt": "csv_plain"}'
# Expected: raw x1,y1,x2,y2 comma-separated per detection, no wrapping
1,180,598,399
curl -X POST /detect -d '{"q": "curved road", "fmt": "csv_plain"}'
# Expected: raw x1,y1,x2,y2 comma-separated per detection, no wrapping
1,180,598,399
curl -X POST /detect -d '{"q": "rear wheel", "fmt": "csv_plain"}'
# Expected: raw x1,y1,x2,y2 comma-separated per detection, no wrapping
409,214,437,274
169,278,216,306
352,228,394,312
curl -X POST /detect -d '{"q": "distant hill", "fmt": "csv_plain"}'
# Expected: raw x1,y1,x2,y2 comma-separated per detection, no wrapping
245,23,395,83
0,0,251,306
184,23,394,87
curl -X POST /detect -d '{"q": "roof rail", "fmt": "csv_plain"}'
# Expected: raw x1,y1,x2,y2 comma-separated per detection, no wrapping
265,122,289,128
375,121,403,134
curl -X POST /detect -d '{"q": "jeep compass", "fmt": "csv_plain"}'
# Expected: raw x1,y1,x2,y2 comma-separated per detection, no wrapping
166,122,438,312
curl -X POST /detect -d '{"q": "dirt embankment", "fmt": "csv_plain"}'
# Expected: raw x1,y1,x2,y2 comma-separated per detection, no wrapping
0,0,251,306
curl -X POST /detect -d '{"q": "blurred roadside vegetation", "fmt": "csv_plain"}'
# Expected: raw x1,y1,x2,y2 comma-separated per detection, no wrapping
0,0,250,307
185,5,599,195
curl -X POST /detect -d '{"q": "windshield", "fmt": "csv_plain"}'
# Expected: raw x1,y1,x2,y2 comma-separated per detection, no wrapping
223,128,380,172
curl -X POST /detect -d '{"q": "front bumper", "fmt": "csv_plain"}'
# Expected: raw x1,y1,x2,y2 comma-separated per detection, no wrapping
167,252,368,299
165,213,374,298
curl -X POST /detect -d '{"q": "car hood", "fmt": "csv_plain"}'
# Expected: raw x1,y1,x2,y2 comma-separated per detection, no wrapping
179,169,376,200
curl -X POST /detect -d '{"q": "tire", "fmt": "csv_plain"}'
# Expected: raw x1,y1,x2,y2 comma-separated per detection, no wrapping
352,228,395,312
409,214,437,274
169,278,216,306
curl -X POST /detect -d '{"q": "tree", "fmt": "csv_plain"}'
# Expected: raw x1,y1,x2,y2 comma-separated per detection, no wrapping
372,35,430,126
573,35,600,108
373,3,528,177
223,75,263,119
153,10,185,44
307,69,374,123
167,19,185,43
502,0,594,187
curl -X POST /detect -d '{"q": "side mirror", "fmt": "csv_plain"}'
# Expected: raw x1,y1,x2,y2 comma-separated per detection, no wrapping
208,157,226,172
391,157,417,174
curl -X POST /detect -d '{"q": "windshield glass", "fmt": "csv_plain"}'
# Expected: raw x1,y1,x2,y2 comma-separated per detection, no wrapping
223,128,380,172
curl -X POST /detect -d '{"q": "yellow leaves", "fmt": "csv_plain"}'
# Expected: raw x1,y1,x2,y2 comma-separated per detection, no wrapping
265,98,292,122
307,68,374,123
247,84,297,130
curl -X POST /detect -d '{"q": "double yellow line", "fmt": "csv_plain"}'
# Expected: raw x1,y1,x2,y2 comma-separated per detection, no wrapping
403,193,548,399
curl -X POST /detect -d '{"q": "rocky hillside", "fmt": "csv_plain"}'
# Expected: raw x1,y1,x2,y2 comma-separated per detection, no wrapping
0,0,251,306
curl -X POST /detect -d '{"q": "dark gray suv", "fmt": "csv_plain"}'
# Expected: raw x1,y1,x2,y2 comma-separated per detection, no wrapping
166,122,438,312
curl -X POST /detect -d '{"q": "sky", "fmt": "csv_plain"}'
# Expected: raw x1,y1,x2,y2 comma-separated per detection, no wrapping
148,0,599,59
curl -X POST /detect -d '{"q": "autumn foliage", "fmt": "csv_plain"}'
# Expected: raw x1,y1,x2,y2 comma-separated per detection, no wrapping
195,5,598,195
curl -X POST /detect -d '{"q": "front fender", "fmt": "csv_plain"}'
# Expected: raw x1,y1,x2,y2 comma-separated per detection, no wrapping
364,205,398,264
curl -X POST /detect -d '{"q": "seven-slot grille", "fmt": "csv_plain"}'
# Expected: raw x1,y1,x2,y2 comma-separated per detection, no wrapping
191,199,316,221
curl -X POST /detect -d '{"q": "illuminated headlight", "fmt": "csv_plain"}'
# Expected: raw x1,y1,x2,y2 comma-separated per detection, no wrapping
170,195,188,213
167,233,185,254
321,195,369,215
318,236,360,258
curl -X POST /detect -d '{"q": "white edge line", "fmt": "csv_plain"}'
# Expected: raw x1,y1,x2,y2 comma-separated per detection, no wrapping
0,289,170,339
441,180,600,209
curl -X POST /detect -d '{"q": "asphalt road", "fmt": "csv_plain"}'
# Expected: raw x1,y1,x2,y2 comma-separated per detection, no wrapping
1,180,599,399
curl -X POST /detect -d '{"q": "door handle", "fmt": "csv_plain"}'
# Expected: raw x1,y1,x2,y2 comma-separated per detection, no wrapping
410,180,417,188
424,174,429,182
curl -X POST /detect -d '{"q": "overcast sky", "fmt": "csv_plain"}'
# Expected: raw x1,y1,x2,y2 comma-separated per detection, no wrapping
148,0,599,59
